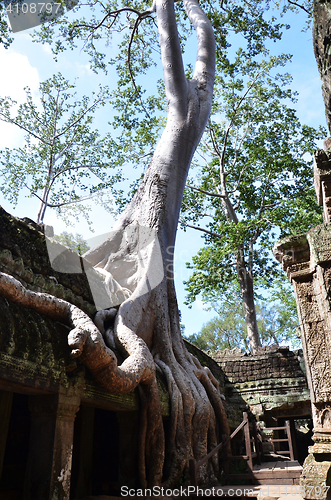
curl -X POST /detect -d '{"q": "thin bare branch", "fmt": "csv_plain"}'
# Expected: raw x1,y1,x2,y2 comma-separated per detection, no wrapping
180,221,223,239
0,113,51,145
54,96,108,140
186,184,226,198
48,164,103,189
208,121,222,158
70,6,144,33
29,188,102,208
288,0,310,14
126,14,154,119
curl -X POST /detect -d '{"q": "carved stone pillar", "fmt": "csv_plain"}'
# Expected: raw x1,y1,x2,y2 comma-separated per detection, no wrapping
273,144,331,499
24,385,81,500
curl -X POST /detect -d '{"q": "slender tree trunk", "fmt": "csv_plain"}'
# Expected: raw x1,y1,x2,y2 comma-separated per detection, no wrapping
36,186,49,224
236,252,262,354
220,165,262,353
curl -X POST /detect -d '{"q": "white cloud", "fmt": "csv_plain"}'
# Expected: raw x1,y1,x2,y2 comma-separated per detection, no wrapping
75,62,93,76
41,44,53,56
0,46,40,148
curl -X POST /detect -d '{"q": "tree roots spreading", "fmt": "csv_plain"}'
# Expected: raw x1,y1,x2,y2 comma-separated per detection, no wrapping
0,224,229,488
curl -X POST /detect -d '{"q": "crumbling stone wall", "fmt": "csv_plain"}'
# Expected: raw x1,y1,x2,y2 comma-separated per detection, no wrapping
211,346,310,427
215,346,306,384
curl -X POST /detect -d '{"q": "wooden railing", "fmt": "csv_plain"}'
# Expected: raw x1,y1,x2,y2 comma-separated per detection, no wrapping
262,420,294,461
189,412,295,487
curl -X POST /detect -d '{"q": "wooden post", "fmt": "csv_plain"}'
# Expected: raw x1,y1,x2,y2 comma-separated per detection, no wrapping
285,420,294,461
243,412,253,471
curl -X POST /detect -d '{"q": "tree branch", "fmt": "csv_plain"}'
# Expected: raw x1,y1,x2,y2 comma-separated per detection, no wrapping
182,201,215,219
70,6,146,33
185,0,215,102
29,189,101,208
186,184,226,198
219,68,267,175
0,113,51,146
156,0,187,119
54,96,107,140
288,0,310,14
180,221,223,239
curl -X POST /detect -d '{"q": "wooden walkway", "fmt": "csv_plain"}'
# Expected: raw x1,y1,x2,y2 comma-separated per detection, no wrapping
224,459,303,486
252,460,303,485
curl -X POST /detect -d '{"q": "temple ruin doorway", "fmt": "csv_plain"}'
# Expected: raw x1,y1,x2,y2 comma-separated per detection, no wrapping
0,392,30,500
71,404,139,499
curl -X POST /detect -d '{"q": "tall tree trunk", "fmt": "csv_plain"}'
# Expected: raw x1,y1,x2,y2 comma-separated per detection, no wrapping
0,0,230,489
236,252,262,354
313,0,331,134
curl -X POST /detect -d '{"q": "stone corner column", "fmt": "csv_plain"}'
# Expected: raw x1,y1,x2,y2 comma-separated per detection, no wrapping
49,386,81,500
300,410,331,500
24,379,83,500
273,219,331,499
313,140,331,224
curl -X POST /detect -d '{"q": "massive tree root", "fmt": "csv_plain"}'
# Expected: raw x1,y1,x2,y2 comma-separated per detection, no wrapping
0,0,230,488
79,211,230,487
0,263,229,487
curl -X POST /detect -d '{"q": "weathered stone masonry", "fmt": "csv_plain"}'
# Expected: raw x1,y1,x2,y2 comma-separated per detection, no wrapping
0,207,161,500
215,347,310,423
273,145,331,499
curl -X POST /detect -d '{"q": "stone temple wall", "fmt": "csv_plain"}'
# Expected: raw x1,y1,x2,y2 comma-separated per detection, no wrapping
211,346,311,428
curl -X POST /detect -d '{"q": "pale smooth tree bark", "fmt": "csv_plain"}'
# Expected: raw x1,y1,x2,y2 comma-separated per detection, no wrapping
0,0,230,487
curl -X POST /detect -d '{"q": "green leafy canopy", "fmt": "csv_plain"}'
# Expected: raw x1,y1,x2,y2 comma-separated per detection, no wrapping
0,73,123,226
182,51,325,314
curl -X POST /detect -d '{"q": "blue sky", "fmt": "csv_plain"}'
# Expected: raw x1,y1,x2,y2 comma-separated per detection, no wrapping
0,5,327,337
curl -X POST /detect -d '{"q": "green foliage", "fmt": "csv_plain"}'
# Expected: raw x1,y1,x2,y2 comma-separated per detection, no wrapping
53,230,90,255
0,73,122,225
182,51,324,318
29,0,315,195
0,8,13,48
186,281,301,352
186,294,248,351
31,0,301,190
25,0,319,349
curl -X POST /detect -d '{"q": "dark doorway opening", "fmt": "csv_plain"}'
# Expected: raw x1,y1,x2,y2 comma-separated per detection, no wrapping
0,393,30,500
71,405,120,498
